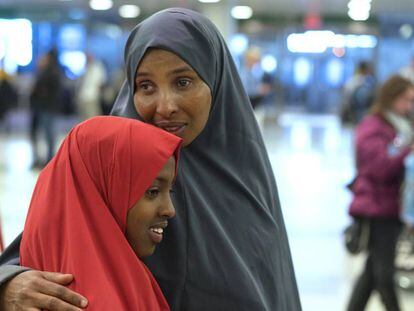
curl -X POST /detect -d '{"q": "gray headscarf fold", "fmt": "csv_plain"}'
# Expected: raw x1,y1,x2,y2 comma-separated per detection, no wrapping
111,8,301,311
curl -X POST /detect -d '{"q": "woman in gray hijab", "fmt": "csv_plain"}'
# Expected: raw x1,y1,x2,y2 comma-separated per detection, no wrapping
0,8,301,311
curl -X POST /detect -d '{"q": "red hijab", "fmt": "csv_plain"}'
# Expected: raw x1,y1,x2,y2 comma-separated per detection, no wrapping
20,116,181,310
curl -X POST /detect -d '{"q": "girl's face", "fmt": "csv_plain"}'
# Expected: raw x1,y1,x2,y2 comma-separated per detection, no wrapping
126,157,176,258
391,87,414,117
133,49,212,146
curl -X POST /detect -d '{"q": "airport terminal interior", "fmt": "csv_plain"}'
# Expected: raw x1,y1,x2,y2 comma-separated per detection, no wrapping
1,0,414,310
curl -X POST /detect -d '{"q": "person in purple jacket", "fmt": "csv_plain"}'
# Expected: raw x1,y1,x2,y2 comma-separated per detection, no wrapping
347,75,414,311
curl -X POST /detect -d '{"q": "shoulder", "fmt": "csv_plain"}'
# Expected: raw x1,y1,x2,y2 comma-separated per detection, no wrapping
356,114,394,138
357,114,384,128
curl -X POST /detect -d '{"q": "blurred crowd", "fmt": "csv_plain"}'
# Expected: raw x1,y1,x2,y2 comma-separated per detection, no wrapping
0,49,124,169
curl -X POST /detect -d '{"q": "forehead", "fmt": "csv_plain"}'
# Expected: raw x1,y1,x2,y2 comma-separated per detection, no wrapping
137,49,191,72
157,157,176,180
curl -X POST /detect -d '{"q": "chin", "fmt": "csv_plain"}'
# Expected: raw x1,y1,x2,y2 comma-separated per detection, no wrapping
137,247,156,258
182,135,198,147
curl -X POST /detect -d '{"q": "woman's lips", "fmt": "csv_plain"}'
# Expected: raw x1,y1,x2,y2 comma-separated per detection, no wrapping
154,121,187,136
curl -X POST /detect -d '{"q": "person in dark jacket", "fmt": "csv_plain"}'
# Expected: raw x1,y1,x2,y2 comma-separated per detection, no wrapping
0,69,18,123
347,75,414,311
341,61,376,125
0,8,301,311
29,49,63,169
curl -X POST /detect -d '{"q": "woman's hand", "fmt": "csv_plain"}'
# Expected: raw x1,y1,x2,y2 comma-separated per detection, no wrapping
0,270,88,310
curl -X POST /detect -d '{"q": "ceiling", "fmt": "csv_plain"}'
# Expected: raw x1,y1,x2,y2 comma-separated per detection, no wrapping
0,0,413,19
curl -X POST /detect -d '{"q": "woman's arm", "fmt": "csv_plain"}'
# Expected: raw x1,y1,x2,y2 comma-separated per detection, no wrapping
0,233,23,266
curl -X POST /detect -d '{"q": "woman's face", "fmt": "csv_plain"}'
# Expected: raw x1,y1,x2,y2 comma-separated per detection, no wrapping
126,157,176,258
391,87,414,117
134,49,212,146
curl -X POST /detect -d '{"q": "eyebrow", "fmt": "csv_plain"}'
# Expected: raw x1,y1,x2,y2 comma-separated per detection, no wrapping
136,65,194,79
155,176,169,183
170,66,193,75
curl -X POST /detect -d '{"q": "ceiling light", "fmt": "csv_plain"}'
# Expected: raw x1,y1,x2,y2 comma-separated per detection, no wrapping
89,0,113,11
261,55,277,73
400,24,413,39
348,9,370,21
348,1,371,12
231,6,253,20
198,0,221,3
347,0,371,21
119,5,140,18
229,34,248,55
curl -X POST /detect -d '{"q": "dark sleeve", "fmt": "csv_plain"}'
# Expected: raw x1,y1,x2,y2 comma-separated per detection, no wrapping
0,233,29,287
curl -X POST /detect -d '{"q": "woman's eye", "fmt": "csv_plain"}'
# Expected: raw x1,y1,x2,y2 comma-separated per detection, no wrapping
145,188,160,199
138,81,155,93
177,79,191,88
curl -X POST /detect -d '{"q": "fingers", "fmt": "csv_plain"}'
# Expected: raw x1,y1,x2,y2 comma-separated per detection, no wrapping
39,274,88,309
43,272,74,285
35,292,84,311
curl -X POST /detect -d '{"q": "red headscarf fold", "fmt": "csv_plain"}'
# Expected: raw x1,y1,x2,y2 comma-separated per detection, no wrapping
21,116,181,310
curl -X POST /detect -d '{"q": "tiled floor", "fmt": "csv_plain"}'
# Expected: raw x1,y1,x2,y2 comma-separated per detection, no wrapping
0,110,413,310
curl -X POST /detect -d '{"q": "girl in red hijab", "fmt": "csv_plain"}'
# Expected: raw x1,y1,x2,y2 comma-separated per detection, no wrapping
20,116,181,310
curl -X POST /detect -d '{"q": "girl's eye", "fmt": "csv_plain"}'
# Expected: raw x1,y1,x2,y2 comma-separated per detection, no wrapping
145,188,160,199
177,79,191,88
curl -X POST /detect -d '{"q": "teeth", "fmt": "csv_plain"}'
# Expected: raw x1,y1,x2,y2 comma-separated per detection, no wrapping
166,126,180,131
151,228,164,234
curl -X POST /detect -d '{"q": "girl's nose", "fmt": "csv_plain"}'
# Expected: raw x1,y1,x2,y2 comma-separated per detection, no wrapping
159,197,176,219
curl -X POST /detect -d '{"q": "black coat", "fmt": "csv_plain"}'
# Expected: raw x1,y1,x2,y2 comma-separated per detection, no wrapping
30,64,63,112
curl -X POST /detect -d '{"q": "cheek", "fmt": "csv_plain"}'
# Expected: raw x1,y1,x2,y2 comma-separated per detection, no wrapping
133,94,153,121
187,88,212,126
126,203,151,236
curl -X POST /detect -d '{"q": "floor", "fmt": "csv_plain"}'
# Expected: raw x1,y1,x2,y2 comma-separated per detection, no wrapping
0,109,414,310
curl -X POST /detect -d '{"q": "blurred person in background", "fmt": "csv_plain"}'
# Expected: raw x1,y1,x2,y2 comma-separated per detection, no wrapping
347,75,414,311
239,46,273,131
100,68,125,115
0,69,18,131
0,8,301,311
341,61,376,126
240,46,268,109
75,53,107,120
29,49,64,169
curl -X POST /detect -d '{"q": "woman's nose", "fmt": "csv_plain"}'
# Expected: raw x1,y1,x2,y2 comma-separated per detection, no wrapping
155,91,179,118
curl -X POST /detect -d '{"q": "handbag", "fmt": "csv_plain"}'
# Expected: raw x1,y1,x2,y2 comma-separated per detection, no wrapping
344,218,370,255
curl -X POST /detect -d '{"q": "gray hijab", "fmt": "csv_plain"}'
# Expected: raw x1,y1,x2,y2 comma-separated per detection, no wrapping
112,8,301,311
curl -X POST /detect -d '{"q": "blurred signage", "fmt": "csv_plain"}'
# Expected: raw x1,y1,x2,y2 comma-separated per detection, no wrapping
287,31,377,53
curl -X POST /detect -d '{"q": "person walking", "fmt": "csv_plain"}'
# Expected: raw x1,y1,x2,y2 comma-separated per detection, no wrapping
29,49,63,168
347,75,414,311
